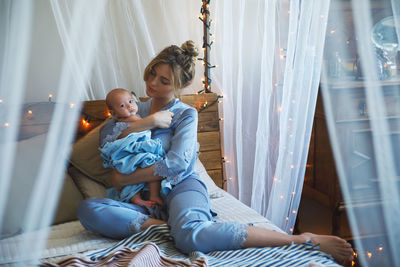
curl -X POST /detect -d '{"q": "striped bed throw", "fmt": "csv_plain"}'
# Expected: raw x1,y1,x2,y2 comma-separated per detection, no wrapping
42,225,342,267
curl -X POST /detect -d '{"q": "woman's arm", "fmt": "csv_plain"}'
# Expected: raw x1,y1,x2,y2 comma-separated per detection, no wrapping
118,110,173,138
112,108,198,189
112,165,162,190
152,108,198,185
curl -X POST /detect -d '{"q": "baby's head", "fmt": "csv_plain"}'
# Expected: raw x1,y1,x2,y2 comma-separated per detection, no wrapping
106,88,138,119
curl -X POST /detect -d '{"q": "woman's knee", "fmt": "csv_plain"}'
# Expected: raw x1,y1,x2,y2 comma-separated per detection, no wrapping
76,198,101,219
171,222,212,254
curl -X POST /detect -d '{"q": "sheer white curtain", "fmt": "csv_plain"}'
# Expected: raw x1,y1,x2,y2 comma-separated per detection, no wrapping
213,0,330,232
0,0,202,263
0,0,107,262
321,0,400,265
87,1,203,99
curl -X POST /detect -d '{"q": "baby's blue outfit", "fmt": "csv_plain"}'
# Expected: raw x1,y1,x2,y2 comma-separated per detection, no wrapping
77,98,248,254
99,130,169,202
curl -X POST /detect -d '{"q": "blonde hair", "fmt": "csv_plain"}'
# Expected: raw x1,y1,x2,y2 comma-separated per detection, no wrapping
143,40,199,96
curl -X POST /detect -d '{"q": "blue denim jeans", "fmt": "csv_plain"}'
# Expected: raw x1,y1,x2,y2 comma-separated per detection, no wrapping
77,178,248,253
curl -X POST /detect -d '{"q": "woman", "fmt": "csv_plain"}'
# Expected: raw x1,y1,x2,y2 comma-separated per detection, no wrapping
77,40,353,263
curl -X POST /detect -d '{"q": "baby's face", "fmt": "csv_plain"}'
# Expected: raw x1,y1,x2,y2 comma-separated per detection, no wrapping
110,91,138,119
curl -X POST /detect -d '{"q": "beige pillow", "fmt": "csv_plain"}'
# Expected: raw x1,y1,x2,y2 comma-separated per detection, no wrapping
69,119,113,188
69,166,107,199
53,173,84,225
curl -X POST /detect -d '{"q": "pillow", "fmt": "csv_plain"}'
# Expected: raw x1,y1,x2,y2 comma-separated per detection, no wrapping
52,173,84,225
68,166,107,199
1,133,81,236
195,158,223,198
69,119,113,188
18,102,55,141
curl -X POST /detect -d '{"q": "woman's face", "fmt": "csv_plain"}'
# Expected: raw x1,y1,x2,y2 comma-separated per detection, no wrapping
145,63,175,100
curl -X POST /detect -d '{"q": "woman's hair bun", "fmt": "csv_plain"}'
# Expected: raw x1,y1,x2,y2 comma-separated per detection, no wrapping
181,40,199,58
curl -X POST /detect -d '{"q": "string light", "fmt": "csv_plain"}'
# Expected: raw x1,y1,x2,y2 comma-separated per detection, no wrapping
280,195,284,199
285,217,289,221
81,117,90,128
367,252,372,259
330,30,336,35
378,246,383,251
27,110,33,115
48,94,53,102
291,164,295,169
292,210,296,214
199,0,213,93
0,99,3,103
3,122,10,127
69,103,75,109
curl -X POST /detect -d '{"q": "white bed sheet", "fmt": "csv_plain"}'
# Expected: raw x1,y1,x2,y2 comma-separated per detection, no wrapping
0,187,284,265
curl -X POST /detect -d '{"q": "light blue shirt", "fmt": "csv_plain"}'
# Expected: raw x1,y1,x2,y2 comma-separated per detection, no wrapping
100,98,200,186
137,98,200,185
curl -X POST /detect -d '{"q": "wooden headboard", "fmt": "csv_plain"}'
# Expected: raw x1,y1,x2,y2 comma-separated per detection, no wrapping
76,93,225,189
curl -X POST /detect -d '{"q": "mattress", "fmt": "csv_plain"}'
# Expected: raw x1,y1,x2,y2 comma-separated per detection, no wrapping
0,187,283,265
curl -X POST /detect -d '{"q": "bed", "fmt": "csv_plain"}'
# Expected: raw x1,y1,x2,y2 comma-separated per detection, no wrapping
0,93,341,266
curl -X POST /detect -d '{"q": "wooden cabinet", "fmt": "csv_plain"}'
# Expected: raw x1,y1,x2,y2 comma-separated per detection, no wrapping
302,89,346,236
303,79,400,237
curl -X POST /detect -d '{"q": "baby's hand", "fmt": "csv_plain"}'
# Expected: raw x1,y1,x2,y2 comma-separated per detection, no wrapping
152,110,174,128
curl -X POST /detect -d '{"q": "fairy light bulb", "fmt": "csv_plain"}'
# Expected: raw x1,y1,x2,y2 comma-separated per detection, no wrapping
3,122,10,127
367,252,372,259
280,195,284,199
285,217,289,221
27,110,33,115
291,164,295,169
69,103,75,109
0,99,3,103
48,94,53,102
292,210,296,214
330,30,336,35
378,246,383,251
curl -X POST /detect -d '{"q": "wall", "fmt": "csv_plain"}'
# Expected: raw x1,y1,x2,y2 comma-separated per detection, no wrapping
24,1,206,103
25,0,64,102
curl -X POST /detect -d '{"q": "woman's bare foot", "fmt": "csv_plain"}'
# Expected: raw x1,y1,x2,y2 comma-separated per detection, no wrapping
304,233,354,263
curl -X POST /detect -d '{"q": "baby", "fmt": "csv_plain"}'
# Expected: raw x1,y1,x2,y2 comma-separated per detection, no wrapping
100,88,167,208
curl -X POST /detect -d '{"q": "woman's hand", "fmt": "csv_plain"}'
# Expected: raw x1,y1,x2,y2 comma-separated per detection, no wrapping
118,110,173,138
151,110,174,128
